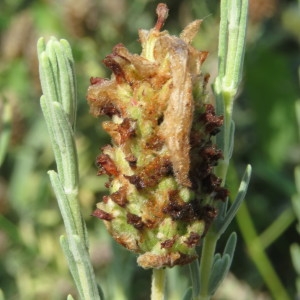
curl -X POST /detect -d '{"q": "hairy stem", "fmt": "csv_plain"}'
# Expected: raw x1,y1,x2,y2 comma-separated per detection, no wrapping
151,269,166,300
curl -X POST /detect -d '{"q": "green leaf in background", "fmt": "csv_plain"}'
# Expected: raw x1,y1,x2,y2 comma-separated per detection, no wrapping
245,48,298,168
0,97,12,166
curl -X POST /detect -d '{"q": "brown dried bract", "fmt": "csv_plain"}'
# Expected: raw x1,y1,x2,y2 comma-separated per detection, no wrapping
127,212,144,229
213,186,229,201
90,77,105,85
103,54,127,84
125,156,172,189
96,153,119,176
161,238,176,249
110,186,128,207
144,134,164,151
200,146,223,166
200,205,218,232
199,104,224,135
87,80,123,118
103,118,136,145
92,208,113,221
185,232,201,248
163,200,196,221
125,154,137,169
163,191,205,222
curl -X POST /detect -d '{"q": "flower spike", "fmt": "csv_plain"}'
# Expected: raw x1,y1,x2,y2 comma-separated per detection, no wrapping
87,3,227,269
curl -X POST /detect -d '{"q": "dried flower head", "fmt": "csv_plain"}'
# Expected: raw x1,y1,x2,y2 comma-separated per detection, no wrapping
87,3,228,269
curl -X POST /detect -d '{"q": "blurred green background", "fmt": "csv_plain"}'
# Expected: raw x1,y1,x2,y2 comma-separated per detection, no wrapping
0,0,299,299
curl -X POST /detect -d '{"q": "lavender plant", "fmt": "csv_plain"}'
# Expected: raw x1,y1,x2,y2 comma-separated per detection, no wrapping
37,1,250,299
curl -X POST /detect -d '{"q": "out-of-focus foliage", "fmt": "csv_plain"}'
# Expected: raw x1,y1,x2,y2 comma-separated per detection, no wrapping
290,98,300,299
0,0,299,299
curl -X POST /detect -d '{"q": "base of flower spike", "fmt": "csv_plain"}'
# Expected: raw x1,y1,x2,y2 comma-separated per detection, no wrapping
137,252,198,269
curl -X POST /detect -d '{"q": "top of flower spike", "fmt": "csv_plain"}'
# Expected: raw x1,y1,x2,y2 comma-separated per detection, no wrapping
88,3,208,188
139,3,205,69
154,3,169,31
154,3,202,44
137,4,207,187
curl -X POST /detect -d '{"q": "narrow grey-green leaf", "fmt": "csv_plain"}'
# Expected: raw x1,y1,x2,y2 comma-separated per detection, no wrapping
217,164,251,237
53,102,78,190
37,37,46,57
53,40,74,123
59,39,77,127
48,171,77,236
46,100,78,190
46,38,62,104
189,260,200,298
227,120,235,160
233,0,248,88
182,287,192,300
40,96,64,182
223,232,237,263
69,235,101,300
208,254,231,295
60,39,74,64
39,52,60,105
60,236,84,299
217,0,228,81
213,253,221,265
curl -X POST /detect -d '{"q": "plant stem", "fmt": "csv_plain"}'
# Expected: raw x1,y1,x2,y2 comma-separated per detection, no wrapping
229,165,291,300
151,269,166,300
198,233,217,300
196,1,249,298
258,206,295,250
237,202,291,300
